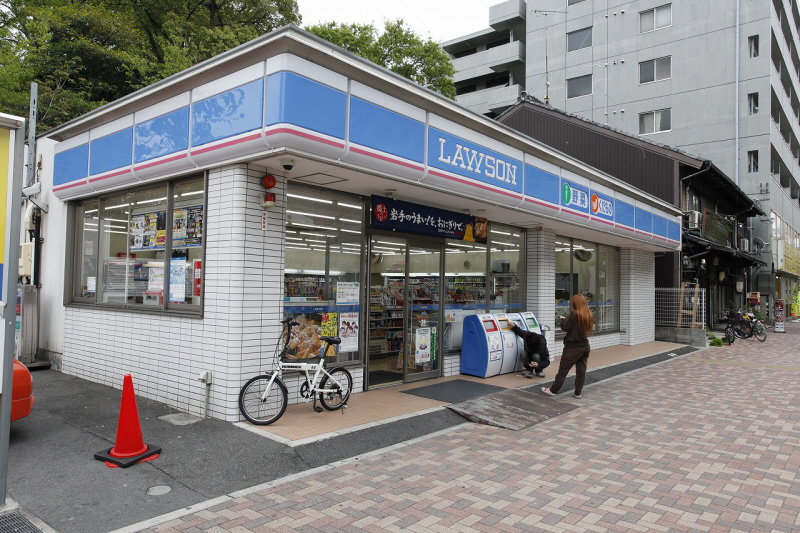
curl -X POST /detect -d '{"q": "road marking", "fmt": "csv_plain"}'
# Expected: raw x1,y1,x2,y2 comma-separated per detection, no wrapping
689,358,800,371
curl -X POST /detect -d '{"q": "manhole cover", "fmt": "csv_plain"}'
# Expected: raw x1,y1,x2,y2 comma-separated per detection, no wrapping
147,486,172,496
0,511,41,533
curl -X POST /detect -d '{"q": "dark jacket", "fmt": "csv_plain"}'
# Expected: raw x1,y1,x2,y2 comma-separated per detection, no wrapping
561,312,589,347
511,325,550,359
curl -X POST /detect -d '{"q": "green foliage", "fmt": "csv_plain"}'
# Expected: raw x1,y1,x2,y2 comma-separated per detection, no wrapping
748,305,767,322
709,337,723,347
1,0,300,130
306,20,456,100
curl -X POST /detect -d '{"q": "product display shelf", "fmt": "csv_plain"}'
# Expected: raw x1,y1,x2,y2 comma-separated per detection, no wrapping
445,275,486,305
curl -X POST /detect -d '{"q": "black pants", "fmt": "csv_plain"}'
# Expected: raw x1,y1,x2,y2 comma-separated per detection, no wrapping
521,350,550,373
549,344,590,394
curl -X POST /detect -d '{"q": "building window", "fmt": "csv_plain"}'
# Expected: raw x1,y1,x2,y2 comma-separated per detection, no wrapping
640,4,672,33
748,150,759,172
687,189,701,212
555,238,620,334
485,73,510,88
749,35,759,57
489,223,524,314
71,174,206,314
284,185,363,364
486,35,511,50
455,84,477,95
567,74,593,99
639,56,671,84
568,0,587,4
748,92,759,114
639,108,671,134
567,27,592,52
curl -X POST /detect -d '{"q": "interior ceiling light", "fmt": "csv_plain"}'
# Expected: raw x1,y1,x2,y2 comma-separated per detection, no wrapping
287,210,335,220
287,193,332,204
338,202,362,209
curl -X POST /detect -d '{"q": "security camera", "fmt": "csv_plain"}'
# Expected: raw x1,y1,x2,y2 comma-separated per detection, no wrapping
281,158,295,171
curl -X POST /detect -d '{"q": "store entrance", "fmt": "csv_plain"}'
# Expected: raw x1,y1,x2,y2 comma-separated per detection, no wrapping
367,234,443,388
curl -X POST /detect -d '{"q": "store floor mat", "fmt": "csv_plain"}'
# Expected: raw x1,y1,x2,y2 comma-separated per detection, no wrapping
401,379,506,403
448,388,580,430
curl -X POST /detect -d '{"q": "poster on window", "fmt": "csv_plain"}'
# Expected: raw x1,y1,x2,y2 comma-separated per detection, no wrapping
173,205,203,248
338,311,359,352
148,267,164,291
415,327,431,363
336,282,360,305
130,210,166,250
169,259,186,302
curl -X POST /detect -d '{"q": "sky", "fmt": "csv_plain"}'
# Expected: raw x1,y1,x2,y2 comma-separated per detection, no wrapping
295,0,499,44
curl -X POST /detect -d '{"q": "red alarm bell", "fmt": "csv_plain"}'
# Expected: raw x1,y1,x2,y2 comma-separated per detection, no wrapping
262,174,276,189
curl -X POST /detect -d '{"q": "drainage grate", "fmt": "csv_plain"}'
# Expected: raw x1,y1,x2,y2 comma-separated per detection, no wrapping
0,512,41,533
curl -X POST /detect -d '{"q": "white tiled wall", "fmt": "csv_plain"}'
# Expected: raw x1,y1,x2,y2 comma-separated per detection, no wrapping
64,163,364,421
620,248,655,345
526,227,556,349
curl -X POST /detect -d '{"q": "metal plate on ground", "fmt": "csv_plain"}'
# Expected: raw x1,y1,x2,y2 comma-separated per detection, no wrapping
402,379,506,403
0,512,42,533
448,388,580,430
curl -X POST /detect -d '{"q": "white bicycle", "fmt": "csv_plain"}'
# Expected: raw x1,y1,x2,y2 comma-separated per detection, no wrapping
238,318,353,425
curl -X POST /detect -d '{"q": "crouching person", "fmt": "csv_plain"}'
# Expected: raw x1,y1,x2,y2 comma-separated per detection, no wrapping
511,323,550,378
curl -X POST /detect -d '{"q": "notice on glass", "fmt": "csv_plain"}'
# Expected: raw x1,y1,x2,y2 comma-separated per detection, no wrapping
173,209,187,240
169,259,186,303
130,211,166,250
87,276,96,292
338,311,359,352
148,267,164,291
415,327,431,363
321,312,338,357
336,282,360,305
173,205,203,248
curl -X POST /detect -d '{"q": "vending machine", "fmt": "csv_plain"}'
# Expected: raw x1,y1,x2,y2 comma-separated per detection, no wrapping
493,313,521,375
460,314,504,377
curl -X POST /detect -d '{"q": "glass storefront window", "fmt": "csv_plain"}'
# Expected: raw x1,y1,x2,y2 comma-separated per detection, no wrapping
554,237,620,334
101,186,168,306
489,223,523,312
168,178,205,310
70,175,206,315
443,240,486,353
74,201,99,300
283,185,363,364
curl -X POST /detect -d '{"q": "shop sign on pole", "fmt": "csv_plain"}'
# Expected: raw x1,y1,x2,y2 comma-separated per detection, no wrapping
371,195,487,243
775,299,786,333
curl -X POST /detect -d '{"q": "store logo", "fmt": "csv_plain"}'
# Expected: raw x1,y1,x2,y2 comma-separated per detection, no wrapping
375,202,388,222
437,138,518,185
591,193,613,217
562,182,588,210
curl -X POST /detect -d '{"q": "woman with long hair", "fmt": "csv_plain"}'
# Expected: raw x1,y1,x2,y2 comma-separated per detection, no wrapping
542,293,594,399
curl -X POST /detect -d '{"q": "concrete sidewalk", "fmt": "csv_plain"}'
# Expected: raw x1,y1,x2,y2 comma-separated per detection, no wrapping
127,324,800,532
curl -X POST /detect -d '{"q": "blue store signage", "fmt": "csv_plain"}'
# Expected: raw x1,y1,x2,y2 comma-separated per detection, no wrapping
561,179,590,214
371,195,488,243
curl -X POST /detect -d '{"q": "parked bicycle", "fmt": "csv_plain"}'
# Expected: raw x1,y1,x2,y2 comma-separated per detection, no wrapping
731,310,767,342
238,317,352,425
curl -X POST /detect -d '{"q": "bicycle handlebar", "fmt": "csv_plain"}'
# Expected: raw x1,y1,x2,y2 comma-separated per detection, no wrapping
280,318,300,326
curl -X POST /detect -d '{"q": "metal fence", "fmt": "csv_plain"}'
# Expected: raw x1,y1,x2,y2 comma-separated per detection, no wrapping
655,287,706,329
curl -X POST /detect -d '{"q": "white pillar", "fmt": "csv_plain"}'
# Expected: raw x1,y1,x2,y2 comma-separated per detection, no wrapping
526,227,556,348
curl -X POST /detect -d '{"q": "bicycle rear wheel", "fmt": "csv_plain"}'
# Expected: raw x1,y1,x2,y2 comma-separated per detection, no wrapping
725,327,735,345
239,375,288,425
754,322,767,342
319,367,352,411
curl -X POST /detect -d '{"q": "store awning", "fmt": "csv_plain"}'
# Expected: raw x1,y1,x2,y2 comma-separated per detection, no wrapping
683,232,767,266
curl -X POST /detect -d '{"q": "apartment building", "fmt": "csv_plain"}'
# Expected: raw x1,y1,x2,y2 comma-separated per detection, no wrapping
446,0,800,317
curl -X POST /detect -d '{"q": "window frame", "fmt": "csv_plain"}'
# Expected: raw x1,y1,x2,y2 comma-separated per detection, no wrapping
640,4,672,34
748,150,759,173
567,26,593,53
748,92,759,114
66,172,208,317
749,35,759,58
639,108,672,135
567,73,593,99
638,56,672,85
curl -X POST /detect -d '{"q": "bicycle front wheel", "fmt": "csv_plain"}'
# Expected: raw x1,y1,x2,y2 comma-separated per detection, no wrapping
754,322,767,342
239,375,288,425
319,367,352,411
725,327,736,345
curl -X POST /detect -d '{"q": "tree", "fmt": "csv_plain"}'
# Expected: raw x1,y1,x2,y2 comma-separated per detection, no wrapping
306,20,455,100
0,0,301,130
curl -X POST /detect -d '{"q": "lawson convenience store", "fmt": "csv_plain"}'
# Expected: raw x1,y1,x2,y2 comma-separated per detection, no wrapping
36,26,681,420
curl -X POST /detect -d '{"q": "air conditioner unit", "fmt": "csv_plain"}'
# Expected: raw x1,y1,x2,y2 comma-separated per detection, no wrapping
739,238,750,252
686,210,702,230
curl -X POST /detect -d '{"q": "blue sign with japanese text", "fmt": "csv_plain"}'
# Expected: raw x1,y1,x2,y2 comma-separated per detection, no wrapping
371,195,488,243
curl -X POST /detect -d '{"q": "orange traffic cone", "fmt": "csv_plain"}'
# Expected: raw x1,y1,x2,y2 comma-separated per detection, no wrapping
94,374,161,468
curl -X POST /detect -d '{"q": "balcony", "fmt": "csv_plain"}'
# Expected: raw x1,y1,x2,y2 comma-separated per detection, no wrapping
456,84,522,116
453,40,526,84
489,0,526,31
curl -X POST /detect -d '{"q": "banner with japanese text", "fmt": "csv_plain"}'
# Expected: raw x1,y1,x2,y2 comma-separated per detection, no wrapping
371,195,487,243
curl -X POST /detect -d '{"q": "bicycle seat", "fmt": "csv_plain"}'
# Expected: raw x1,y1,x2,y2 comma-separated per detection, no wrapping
320,336,341,345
